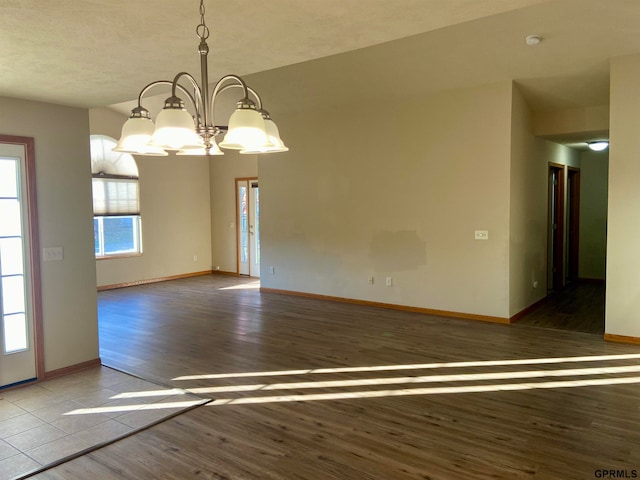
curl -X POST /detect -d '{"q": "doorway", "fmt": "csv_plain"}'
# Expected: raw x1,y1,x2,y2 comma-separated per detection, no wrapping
517,159,603,335
548,163,581,292
0,136,43,389
548,164,565,292
236,177,260,277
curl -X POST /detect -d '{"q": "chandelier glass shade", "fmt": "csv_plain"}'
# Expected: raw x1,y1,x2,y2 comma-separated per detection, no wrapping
218,100,268,150
240,115,289,154
114,0,287,156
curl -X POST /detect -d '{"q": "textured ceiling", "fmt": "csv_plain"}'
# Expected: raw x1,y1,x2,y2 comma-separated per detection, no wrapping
1,0,639,131
1,0,548,108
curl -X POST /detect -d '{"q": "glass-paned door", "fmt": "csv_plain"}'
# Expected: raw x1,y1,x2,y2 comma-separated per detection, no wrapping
236,178,260,277
237,180,249,275
249,181,260,277
0,143,36,388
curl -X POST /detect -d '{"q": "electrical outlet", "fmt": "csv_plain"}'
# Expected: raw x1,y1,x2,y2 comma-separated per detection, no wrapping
474,230,489,240
386,277,392,287
269,266,275,275
368,276,374,285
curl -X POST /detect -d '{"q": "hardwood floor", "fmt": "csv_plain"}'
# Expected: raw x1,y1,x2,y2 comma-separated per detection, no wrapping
33,275,640,480
514,282,606,335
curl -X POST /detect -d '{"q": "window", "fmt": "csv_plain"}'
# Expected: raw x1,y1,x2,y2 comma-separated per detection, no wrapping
0,156,28,353
90,135,142,258
94,216,141,257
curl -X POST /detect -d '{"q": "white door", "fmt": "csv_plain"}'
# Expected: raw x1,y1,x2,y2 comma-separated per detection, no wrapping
236,178,260,277
0,143,37,388
249,181,260,278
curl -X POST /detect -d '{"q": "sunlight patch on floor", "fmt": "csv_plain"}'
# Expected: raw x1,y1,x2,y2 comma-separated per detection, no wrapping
208,376,640,405
187,363,640,395
110,388,187,399
168,353,640,406
172,353,640,381
64,399,206,416
219,281,260,291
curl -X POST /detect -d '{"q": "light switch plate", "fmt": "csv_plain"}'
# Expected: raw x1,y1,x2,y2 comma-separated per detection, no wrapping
43,246,63,261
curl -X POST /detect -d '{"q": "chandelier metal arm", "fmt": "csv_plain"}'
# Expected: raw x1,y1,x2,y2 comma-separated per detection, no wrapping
210,75,250,103
171,72,201,103
170,71,205,125
216,84,263,110
134,79,199,115
209,74,256,128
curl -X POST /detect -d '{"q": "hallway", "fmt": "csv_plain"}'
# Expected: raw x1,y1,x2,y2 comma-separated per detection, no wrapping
514,283,605,335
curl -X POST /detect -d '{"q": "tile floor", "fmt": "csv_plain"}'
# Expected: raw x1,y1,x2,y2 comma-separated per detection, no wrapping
0,366,207,480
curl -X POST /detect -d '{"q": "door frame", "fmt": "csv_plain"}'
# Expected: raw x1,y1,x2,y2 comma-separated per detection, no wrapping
0,135,44,384
235,177,259,277
548,163,565,292
249,179,260,278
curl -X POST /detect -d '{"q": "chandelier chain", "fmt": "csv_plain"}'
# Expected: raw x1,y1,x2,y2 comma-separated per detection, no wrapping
196,0,209,41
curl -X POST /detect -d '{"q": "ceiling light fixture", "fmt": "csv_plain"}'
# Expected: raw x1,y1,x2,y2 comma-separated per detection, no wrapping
115,0,287,156
587,141,609,151
525,34,542,46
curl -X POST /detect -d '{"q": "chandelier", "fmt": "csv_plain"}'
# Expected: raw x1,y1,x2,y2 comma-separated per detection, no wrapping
114,0,287,156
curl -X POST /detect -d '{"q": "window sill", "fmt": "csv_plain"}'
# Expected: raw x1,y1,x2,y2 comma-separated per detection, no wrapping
96,253,142,261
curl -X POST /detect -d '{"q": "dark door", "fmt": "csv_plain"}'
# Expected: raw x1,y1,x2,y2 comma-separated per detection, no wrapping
548,164,565,292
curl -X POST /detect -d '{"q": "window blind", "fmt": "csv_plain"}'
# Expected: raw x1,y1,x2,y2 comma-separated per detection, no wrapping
92,178,139,216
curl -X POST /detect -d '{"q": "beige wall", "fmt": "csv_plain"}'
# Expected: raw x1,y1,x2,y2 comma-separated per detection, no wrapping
210,152,258,273
579,150,608,280
509,85,547,316
606,54,640,337
257,82,514,318
533,105,609,138
89,108,213,287
0,96,98,372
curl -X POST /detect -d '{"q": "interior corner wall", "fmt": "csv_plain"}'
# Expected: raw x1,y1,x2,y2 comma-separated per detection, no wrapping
509,84,548,317
578,149,608,281
258,82,513,318
209,152,258,273
606,54,640,337
89,108,213,287
0,96,99,372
